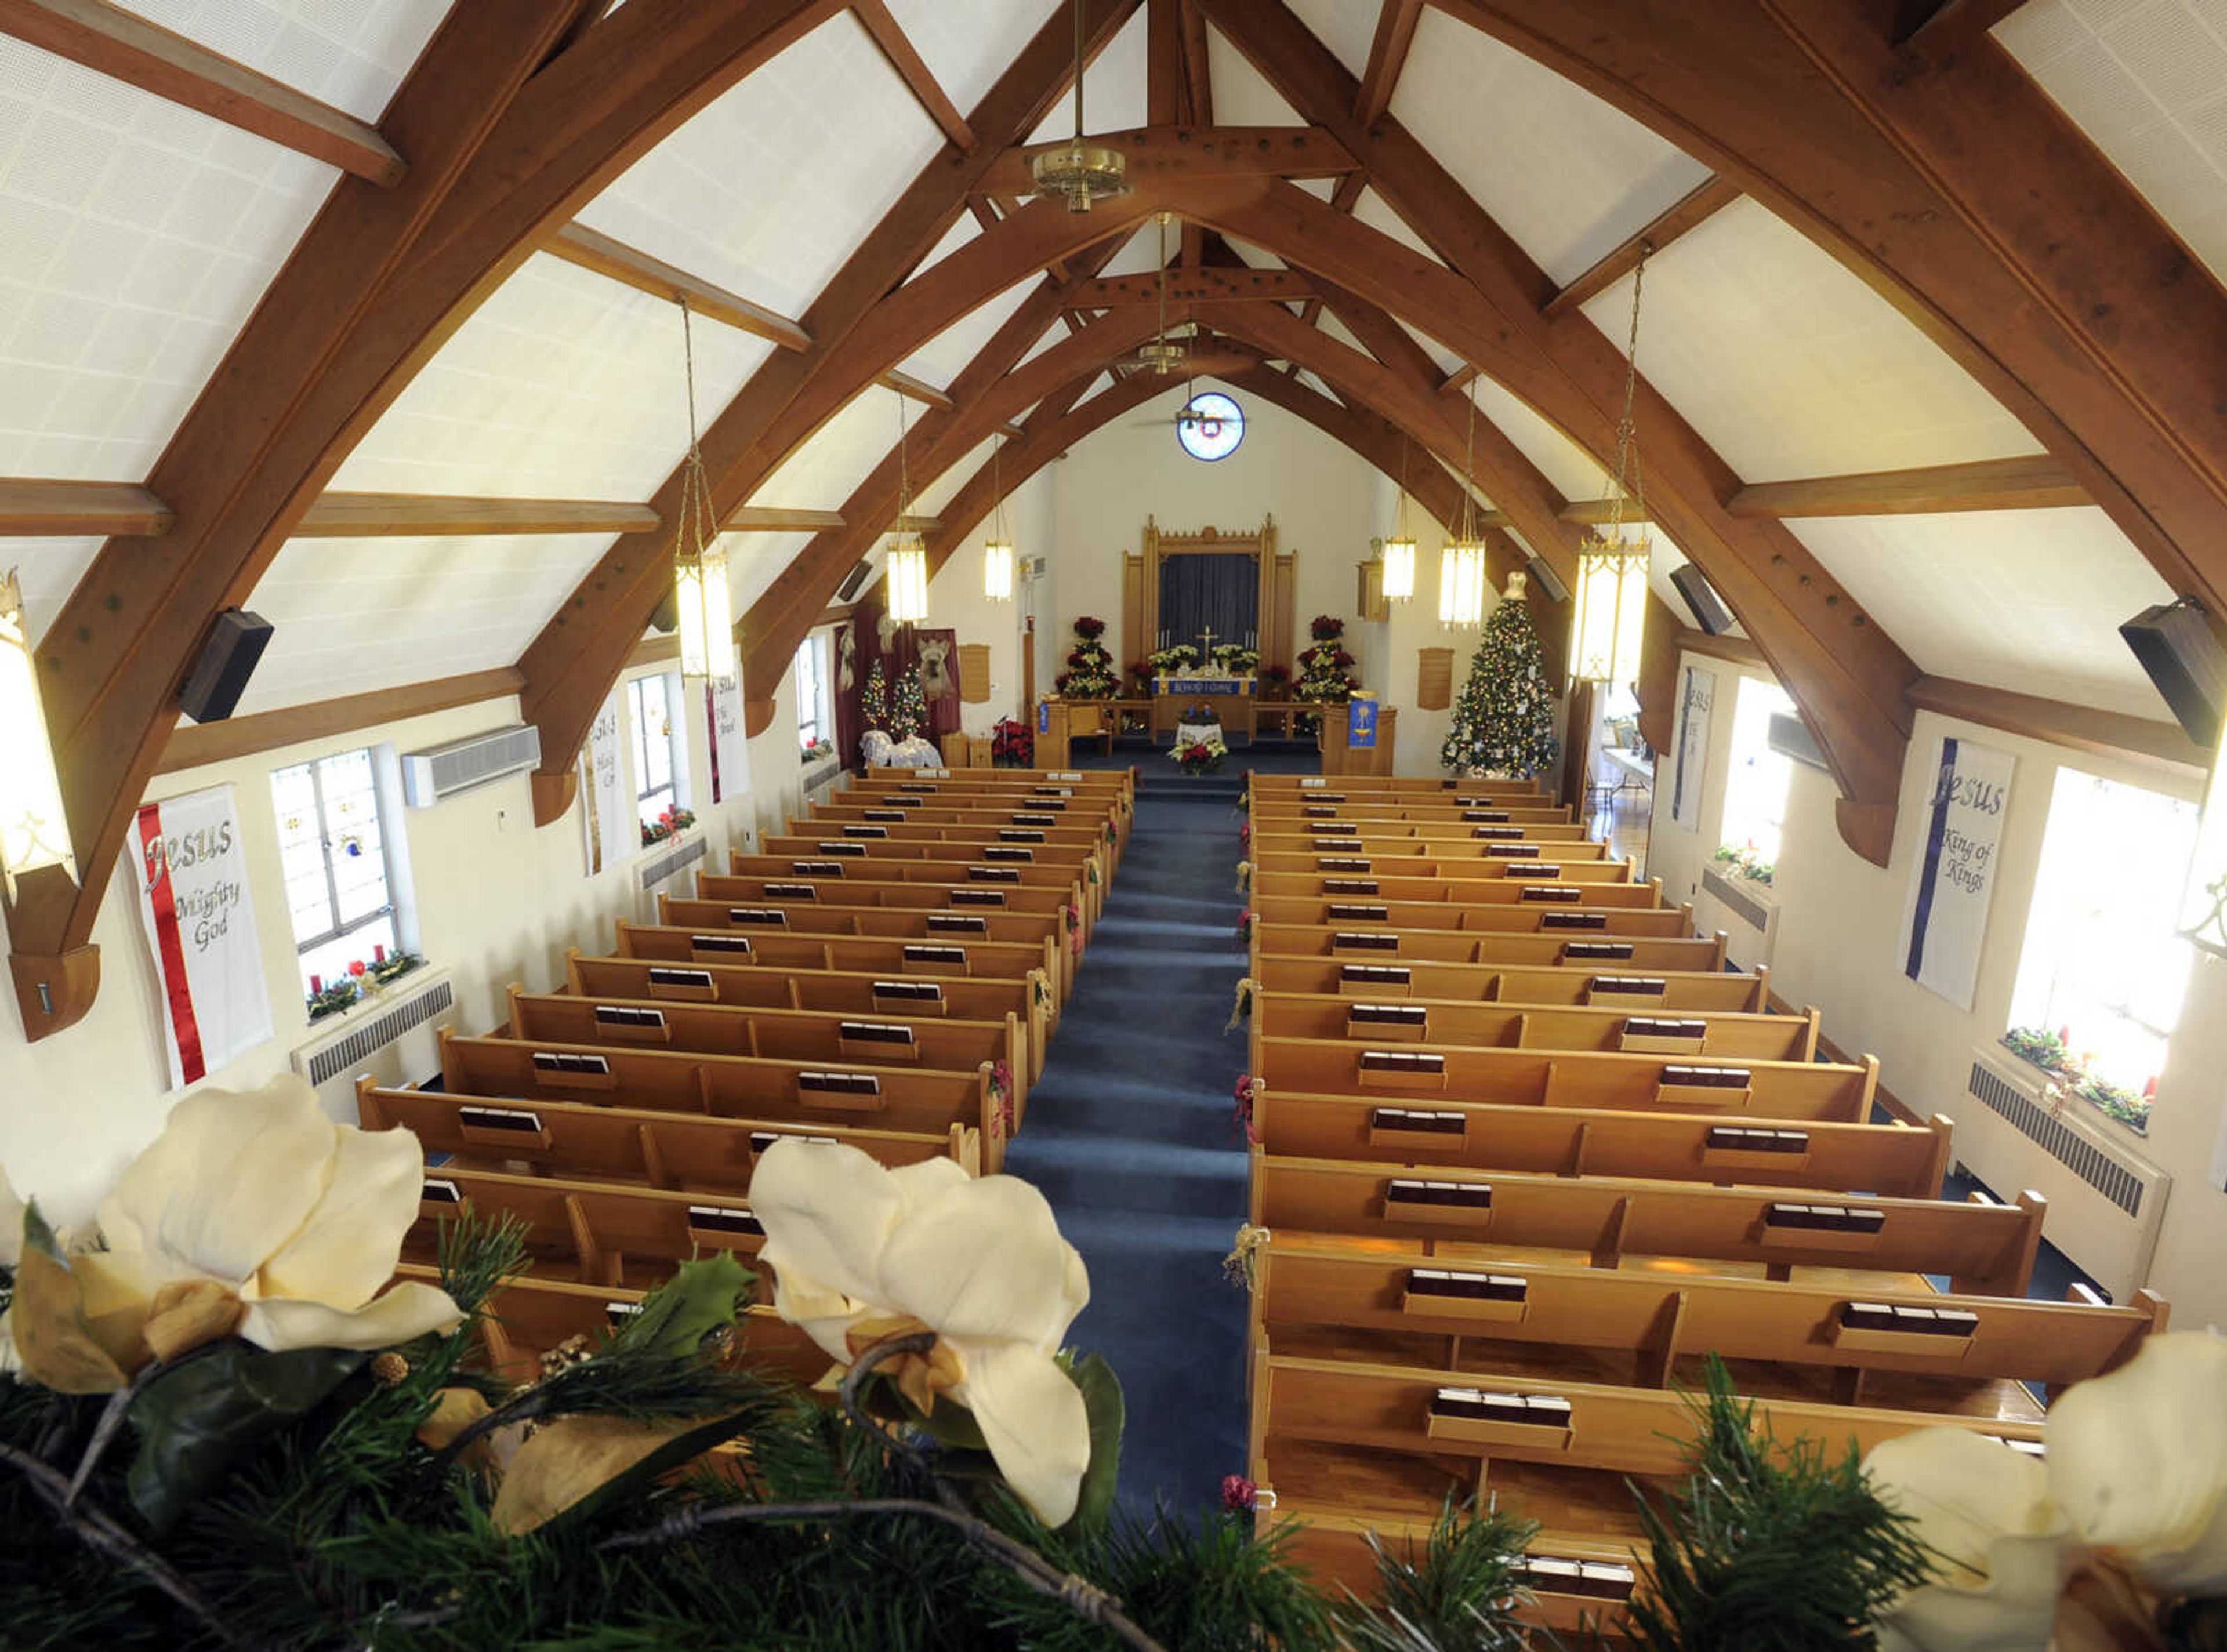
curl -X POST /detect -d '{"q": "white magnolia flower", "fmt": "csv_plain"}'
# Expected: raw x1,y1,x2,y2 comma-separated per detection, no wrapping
16,1073,460,1388
749,1139,1092,1526
2048,1332,2227,1596
1867,1428,2070,1652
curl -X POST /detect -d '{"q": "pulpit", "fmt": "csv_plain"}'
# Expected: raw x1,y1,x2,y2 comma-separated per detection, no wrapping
1035,697,1115,768
1316,699,1398,776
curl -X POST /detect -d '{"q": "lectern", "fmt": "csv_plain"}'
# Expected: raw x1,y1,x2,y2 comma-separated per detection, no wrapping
1318,700,1398,776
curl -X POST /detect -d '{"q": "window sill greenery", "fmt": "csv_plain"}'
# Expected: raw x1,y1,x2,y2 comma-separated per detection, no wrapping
1711,844,1775,887
1999,1025,2152,1134
306,951,429,1023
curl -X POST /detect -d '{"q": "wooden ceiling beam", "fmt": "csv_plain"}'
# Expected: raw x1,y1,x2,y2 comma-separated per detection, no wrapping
1195,0,1920,865
1147,0,1184,127
0,0,406,184
1542,173,1741,319
727,507,846,532
5,0,844,1037
851,0,975,150
983,124,1359,193
1354,0,1423,126
155,667,524,776
296,493,660,538
544,223,811,350
1076,267,1314,304
879,369,956,410
0,478,173,538
1437,0,2227,655
1892,0,2026,51
1180,0,1214,125
516,0,1145,774
1728,454,2087,518
1906,675,2205,776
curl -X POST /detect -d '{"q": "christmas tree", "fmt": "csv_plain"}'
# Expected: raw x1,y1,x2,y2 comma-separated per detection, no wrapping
1441,576,1559,777
889,661,927,742
1291,613,1359,735
1051,615,1120,699
860,658,890,731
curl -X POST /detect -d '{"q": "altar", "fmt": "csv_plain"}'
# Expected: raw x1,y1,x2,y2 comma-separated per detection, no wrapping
1151,674,1256,740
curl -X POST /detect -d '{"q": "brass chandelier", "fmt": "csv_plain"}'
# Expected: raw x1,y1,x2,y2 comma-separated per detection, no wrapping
1030,0,1128,212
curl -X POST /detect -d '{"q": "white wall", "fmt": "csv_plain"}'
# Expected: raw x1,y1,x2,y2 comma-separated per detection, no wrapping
0,653,806,1228
924,471,1053,738
1647,647,2227,1331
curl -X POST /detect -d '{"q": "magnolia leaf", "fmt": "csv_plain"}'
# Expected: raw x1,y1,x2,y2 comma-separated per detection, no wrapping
492,1407,758,1537
126,1342,367,1533
1069,1352,1125,1531
609,1252,752,1362
12,1201,133,1394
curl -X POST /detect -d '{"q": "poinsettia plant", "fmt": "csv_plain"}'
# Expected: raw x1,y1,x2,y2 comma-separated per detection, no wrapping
991,716,1033,767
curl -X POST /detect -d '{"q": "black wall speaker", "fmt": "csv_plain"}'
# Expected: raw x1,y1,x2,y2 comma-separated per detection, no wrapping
2121,598,2226,750
1669,562,1733,635
836,559,873,602
1524,555,1570,605
179,609,273,724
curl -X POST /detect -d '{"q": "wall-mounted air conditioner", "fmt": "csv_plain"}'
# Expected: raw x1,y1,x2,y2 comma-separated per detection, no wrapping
401,724,542,807
1019,554,1049,582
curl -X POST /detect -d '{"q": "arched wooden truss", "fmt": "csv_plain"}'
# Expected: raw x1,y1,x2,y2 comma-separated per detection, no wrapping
6,0,2224,1037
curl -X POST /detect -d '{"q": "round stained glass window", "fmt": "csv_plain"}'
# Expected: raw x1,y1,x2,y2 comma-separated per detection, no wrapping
1176,392,1245,462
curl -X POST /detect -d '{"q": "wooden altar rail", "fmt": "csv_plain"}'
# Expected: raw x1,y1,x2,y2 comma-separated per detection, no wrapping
654,897,1074,1003
1249,954,1769,1010
1252,1243,2161,1397
1250,987,1819,1061
1249,1085,1952,1199
361,1081,972,1197
1250,923,1728,974
434,1029,1007,1172
1249,896,1693,940
563,950,1053,1083
502,987,1029,1124
1248,1034,1876,1124
1249,1150,2036,1295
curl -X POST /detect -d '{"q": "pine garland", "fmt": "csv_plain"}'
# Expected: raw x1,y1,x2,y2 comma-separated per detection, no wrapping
1440,597,1558,778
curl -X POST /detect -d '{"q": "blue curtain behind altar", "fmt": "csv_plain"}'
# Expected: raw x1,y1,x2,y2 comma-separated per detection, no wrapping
1158,552,1258,656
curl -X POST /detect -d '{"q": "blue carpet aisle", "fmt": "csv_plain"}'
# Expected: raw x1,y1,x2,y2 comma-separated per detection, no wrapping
1000,752,1285,1518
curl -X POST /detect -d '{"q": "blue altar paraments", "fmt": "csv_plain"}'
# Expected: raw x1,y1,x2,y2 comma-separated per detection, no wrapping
1348,697,1379,749
1156,676,1254,696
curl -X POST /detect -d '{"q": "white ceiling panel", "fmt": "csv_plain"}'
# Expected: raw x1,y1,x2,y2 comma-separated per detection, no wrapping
748,384,909,509
880,0,1059,117
1997,0,2227,285
1294,368,1339,402
2,535,102,645
1792,507,2175,720
1578,197,2043,482
1206,20,1307,125
237,531,613,714
728,529,814,616
1224,235,1287,270
912,210,978,279
575,12,942,319
1016,316,1070,365
1282,0,1376,79
1027,7,1148,144
1314,309,1370,357
108,0,452,122
1097,219,1174,277
332,252,773,500
1466,377,1611,503
1390,9,1711,285
0,37,337,479
898,277,1039,389
1395,319,1461,374
914,434,997,517
1351,187,1442,266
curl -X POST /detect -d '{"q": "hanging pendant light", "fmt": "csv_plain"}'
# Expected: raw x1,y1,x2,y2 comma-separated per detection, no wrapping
982,434,1015,602
886,393,931,626
1572,246,1656,687
1438,390,1490,628
1380,433,1416,602
670,297,734,687
0,571,76,902
1030,0,1128,212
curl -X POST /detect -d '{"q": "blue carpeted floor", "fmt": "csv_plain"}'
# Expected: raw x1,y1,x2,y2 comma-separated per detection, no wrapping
1000,751,1278,1517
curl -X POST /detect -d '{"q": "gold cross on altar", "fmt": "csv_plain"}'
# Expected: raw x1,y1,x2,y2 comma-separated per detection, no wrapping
1197,626,1218,660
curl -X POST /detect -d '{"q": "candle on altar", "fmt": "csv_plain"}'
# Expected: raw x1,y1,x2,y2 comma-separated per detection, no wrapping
309,974,322,994
375,943,387,963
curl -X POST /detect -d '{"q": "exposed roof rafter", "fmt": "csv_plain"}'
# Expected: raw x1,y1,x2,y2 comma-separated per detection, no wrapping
1542,173,1742,319
852,0,975,150
544,223,812,350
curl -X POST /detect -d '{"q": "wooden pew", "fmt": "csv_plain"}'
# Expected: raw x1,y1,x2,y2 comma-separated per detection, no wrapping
697,870,1083,940
1250,1240,2162,1402
502,987,1030,1126
1251,987,1819,1061
1248,1035,1874,1122
1249,1151,2045,1294
657,896,1076,1003
1253,800,1576,827
1249,954,1771,1012
1252,923,1728,973
435,1030,1009,1171
360,1081,973,1188
789,812,1109,854
612,923,1064,1017
863,766,1132,801
732,852,1087,898
759,835,1106,929
1251,849,1620,881
1250,775,1549,799
1250,1087,1953,1199
564,950,1054,1083
1255,866,1637,900
396,1263,829,1390
402,1164,768,1287
1248,896,1691,940
1253,823,1604,852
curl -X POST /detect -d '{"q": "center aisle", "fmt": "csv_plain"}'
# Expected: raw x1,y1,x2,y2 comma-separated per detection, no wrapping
999,756,1257,1517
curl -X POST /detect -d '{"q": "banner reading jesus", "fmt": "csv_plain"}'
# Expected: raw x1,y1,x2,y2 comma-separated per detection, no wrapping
133,785,273,1090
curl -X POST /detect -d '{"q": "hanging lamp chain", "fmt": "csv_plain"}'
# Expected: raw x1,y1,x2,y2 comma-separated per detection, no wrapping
1396,430,1411,540
677,294,712,565
1604,245,1649,543
992,432,1006,541
1460,386,1479,544
1071,0,1085,140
